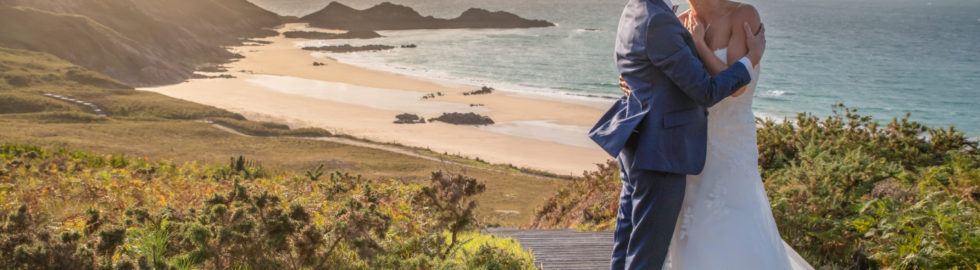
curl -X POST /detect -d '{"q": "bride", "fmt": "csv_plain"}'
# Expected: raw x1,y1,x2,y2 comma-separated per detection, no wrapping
622,0,813,268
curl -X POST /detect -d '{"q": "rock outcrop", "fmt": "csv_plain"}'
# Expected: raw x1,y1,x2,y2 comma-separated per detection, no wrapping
429,112,495,126
300,2,554,31
393,113,425,124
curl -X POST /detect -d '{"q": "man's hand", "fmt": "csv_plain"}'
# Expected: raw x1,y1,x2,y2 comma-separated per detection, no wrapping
619,76,631,97
744,22,765,66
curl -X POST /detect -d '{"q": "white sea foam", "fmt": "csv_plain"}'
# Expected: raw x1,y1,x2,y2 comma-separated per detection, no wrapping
753,111,791,125
310,48,620,110
761,90,787,97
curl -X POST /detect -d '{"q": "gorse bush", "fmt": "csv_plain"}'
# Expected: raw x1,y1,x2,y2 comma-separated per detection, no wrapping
533,105,980,269
0,144,536,269
530,159,620,231
413,171,486,257
760,105,979,269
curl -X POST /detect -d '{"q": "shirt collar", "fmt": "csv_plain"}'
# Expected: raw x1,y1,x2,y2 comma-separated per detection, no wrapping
664,0,679,13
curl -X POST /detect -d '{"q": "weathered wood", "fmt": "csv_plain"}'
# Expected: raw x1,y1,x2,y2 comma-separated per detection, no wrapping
486,228,614,270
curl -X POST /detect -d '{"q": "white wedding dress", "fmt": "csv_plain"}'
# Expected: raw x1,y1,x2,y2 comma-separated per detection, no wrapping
663,48,813,269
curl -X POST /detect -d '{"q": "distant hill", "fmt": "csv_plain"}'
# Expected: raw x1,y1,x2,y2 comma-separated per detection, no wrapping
0,0,282,86
300,2,554,31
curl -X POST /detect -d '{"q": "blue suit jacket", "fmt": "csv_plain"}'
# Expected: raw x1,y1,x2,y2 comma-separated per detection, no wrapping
589,0,752,175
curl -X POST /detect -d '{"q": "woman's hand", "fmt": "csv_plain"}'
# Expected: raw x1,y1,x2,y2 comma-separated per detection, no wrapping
683,13,708,48
619,76,631,97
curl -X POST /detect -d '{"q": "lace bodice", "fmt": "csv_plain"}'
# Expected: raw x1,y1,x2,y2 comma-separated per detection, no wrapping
707,48,760,128
704,48,762,166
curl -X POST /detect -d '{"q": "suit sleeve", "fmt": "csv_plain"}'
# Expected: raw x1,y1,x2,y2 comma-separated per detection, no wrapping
645,12,753,107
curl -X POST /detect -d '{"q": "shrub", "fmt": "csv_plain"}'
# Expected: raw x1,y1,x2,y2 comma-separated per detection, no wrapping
0,145,538,269
533,105,980,269
530,159,620,231
413,171,487,257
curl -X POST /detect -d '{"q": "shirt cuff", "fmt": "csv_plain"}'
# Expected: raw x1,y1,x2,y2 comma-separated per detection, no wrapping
738,57,755,82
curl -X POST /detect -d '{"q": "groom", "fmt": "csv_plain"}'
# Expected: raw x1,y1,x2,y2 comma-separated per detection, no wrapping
588,0,765,269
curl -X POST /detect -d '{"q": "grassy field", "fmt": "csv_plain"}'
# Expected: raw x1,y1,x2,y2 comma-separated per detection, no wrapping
0,47,566,228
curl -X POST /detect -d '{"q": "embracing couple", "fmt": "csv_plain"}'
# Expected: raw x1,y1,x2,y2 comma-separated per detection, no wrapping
589,0,814,269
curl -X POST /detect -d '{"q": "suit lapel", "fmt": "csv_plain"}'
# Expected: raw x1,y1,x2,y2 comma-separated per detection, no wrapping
646,0,700,57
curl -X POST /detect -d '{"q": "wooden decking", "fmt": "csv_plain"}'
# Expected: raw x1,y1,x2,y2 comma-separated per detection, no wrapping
486,228,614,270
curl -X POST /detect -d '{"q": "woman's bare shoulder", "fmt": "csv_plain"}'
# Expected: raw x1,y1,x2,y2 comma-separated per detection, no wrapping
729,2,761,26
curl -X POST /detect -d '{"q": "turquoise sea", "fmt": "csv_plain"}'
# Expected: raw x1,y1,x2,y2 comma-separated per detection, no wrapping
249,0,980,136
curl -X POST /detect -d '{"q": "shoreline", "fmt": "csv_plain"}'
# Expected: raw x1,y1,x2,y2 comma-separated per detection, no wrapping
140,23,612,175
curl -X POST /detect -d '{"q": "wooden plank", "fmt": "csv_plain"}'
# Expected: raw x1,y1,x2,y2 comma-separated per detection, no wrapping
486,228,615,270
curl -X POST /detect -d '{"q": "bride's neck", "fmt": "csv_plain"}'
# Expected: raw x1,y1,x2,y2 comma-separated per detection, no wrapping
688,0,727,22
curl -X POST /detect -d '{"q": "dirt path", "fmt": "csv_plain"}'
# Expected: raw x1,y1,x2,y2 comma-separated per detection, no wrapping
44,93,106,116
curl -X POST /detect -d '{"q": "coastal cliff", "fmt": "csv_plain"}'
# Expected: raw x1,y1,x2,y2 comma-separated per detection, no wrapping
300,2,554,31
0,0,282,86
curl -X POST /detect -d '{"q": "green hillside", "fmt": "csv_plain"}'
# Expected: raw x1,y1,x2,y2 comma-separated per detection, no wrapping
0,0,282,86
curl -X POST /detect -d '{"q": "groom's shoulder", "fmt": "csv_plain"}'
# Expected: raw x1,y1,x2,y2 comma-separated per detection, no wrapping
625,0,672,19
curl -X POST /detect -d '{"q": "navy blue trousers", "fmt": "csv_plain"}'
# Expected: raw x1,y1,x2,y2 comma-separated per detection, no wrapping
610,137,687,270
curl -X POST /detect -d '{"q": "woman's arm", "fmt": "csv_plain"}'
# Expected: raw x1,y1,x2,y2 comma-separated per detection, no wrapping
726,4,762,97
683,13,728,76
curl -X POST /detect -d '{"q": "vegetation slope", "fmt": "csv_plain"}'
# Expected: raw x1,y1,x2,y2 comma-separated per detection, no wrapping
0,144,537,269
532,105,980,269
0,0,282,86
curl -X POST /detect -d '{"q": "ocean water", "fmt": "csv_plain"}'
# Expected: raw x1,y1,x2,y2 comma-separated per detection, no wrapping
250,0,980,136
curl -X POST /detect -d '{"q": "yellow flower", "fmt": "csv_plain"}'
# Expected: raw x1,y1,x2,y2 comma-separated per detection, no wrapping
158,194,167,206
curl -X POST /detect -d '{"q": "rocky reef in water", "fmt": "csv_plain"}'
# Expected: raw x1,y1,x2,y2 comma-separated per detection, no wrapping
283,30,382,40
302,44,395,53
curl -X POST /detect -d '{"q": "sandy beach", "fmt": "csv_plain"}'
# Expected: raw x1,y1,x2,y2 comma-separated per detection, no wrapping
141,23,612,175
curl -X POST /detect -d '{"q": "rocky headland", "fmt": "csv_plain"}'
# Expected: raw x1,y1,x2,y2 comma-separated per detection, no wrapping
300,2,554,31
